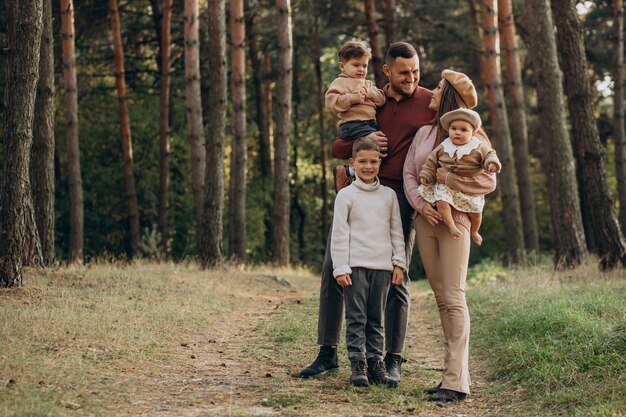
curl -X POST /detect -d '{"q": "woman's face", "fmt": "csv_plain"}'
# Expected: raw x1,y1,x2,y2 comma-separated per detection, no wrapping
429,79,444,111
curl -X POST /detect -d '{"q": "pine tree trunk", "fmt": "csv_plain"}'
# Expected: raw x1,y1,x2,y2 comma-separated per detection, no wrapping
0,0,43,287
245,0,272,178
272,0,293,265
158,0,173,253
363,0,385,88
382,0,396,46
498,0,539,251
109,0,141,258
524,0,587,267
199,0,226,268
60,0,84,263
229,0,247,260
467,0,487,86
312,12,329,244
262,54,274,169
551,0,626,268
184,0,207,248
32,0,56,266
482,0,526,265
613,0,626,231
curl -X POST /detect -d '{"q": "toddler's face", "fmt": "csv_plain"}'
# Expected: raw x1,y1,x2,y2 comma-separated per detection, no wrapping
349,149,380,184
448,120,474,146
340,56,369,79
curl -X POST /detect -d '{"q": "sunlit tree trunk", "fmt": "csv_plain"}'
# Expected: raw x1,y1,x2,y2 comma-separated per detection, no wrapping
109,0,141,258
157,0,173,253
199,0,226,268
551,0,626,269
382,0,396,46
32,0,56,266
312,10,329,243
482,0,526,265
229,0,247,260
363,0,385,88
0,0,43,287
524,0,586,267
613,0,626,231
272,0,293,265
467,0,486,86
498,0,538,251
184,0,207,247
60,0,84,263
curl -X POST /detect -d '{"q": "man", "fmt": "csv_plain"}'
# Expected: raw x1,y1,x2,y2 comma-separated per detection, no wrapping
300,42,435,382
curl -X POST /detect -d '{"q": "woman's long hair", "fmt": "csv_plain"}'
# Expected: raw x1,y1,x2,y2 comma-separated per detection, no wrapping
431,79,491,148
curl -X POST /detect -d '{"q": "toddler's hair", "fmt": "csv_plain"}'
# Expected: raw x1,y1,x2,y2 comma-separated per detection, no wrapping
352,137,380,157
338,40,372,62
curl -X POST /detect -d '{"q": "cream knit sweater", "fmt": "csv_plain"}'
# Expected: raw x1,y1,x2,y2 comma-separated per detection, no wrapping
330,175,406,278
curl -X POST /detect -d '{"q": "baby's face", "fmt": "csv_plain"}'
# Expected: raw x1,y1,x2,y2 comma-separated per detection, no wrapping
339,56,369,79
448,120,474,146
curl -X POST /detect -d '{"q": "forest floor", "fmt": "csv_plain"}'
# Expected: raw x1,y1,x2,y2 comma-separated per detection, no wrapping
1,262,623,416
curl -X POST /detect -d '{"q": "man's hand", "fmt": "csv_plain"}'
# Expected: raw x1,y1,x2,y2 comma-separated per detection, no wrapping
336,274,352,287
422,203,442,226
364,131,388,156
391,266,404,286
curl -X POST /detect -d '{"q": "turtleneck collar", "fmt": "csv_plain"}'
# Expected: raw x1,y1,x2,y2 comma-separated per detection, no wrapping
353,174,380,191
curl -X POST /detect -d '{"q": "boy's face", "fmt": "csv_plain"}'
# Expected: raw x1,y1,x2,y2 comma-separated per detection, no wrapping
339,56,369,79
349,149,380,184
448,120,475,146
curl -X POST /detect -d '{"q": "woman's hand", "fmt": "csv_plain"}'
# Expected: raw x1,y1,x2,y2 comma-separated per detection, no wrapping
422,203,442,226
336,274,352,287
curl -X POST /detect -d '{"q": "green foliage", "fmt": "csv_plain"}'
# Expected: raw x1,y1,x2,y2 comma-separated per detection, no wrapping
470,269,626,416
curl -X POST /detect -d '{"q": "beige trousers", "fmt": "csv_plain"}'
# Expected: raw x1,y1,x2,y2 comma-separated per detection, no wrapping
415,215,471,394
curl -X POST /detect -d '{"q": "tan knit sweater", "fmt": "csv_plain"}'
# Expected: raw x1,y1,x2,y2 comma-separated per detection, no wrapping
325,74,386,126
331,175,406,278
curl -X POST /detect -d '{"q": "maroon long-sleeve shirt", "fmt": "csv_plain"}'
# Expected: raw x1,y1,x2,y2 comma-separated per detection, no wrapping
332,84,435,192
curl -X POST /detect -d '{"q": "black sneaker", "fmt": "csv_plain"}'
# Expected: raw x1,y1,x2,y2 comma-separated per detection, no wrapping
349,358,369,387
367,358,398,388
299,346,339,378
428,388,467,402
384,353,404,382
424,382,442,395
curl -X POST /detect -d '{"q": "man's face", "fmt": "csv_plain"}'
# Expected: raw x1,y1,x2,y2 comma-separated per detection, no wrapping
383,56,420,98
339,56,369,79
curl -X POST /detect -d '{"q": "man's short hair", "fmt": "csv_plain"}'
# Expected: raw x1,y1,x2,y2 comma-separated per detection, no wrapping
339,40,372,62
385,41,418,65
352,137,380,157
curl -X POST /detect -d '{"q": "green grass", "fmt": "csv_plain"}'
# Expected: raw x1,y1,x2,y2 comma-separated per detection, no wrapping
469,261,626,417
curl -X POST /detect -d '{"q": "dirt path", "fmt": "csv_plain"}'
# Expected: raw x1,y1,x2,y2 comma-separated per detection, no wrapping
113,274,513,416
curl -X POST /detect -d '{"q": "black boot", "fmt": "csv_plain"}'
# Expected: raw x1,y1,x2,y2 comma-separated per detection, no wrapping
349,358,369,387
428,388,467,402
384,353,405,382
367,358,398,388
299,346,339,378
423,382,442,395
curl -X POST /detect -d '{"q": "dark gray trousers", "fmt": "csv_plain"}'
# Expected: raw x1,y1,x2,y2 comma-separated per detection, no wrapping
317,191,414,353
345,267,391,359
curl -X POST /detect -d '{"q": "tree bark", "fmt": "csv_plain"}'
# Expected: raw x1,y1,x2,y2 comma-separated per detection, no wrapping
158,0,173,253
524,0,587,267
613,0,626,231
184,0,207,249
551,0,626,268
109,0,141,258
467,0,487,86
0,0,43,287
482,0,526,265
382,0,396,46
32,0,56,266
272,0,293,265
229,0,247,260
199,0,227,268
363,0,386,88
498,0,539,251
60,0,84,263
312,11,329,244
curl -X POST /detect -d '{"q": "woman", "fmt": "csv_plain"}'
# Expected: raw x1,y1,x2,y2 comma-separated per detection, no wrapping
403,69,496,402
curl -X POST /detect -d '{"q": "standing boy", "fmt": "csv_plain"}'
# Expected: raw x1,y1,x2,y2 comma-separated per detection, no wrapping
331,137,406,387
